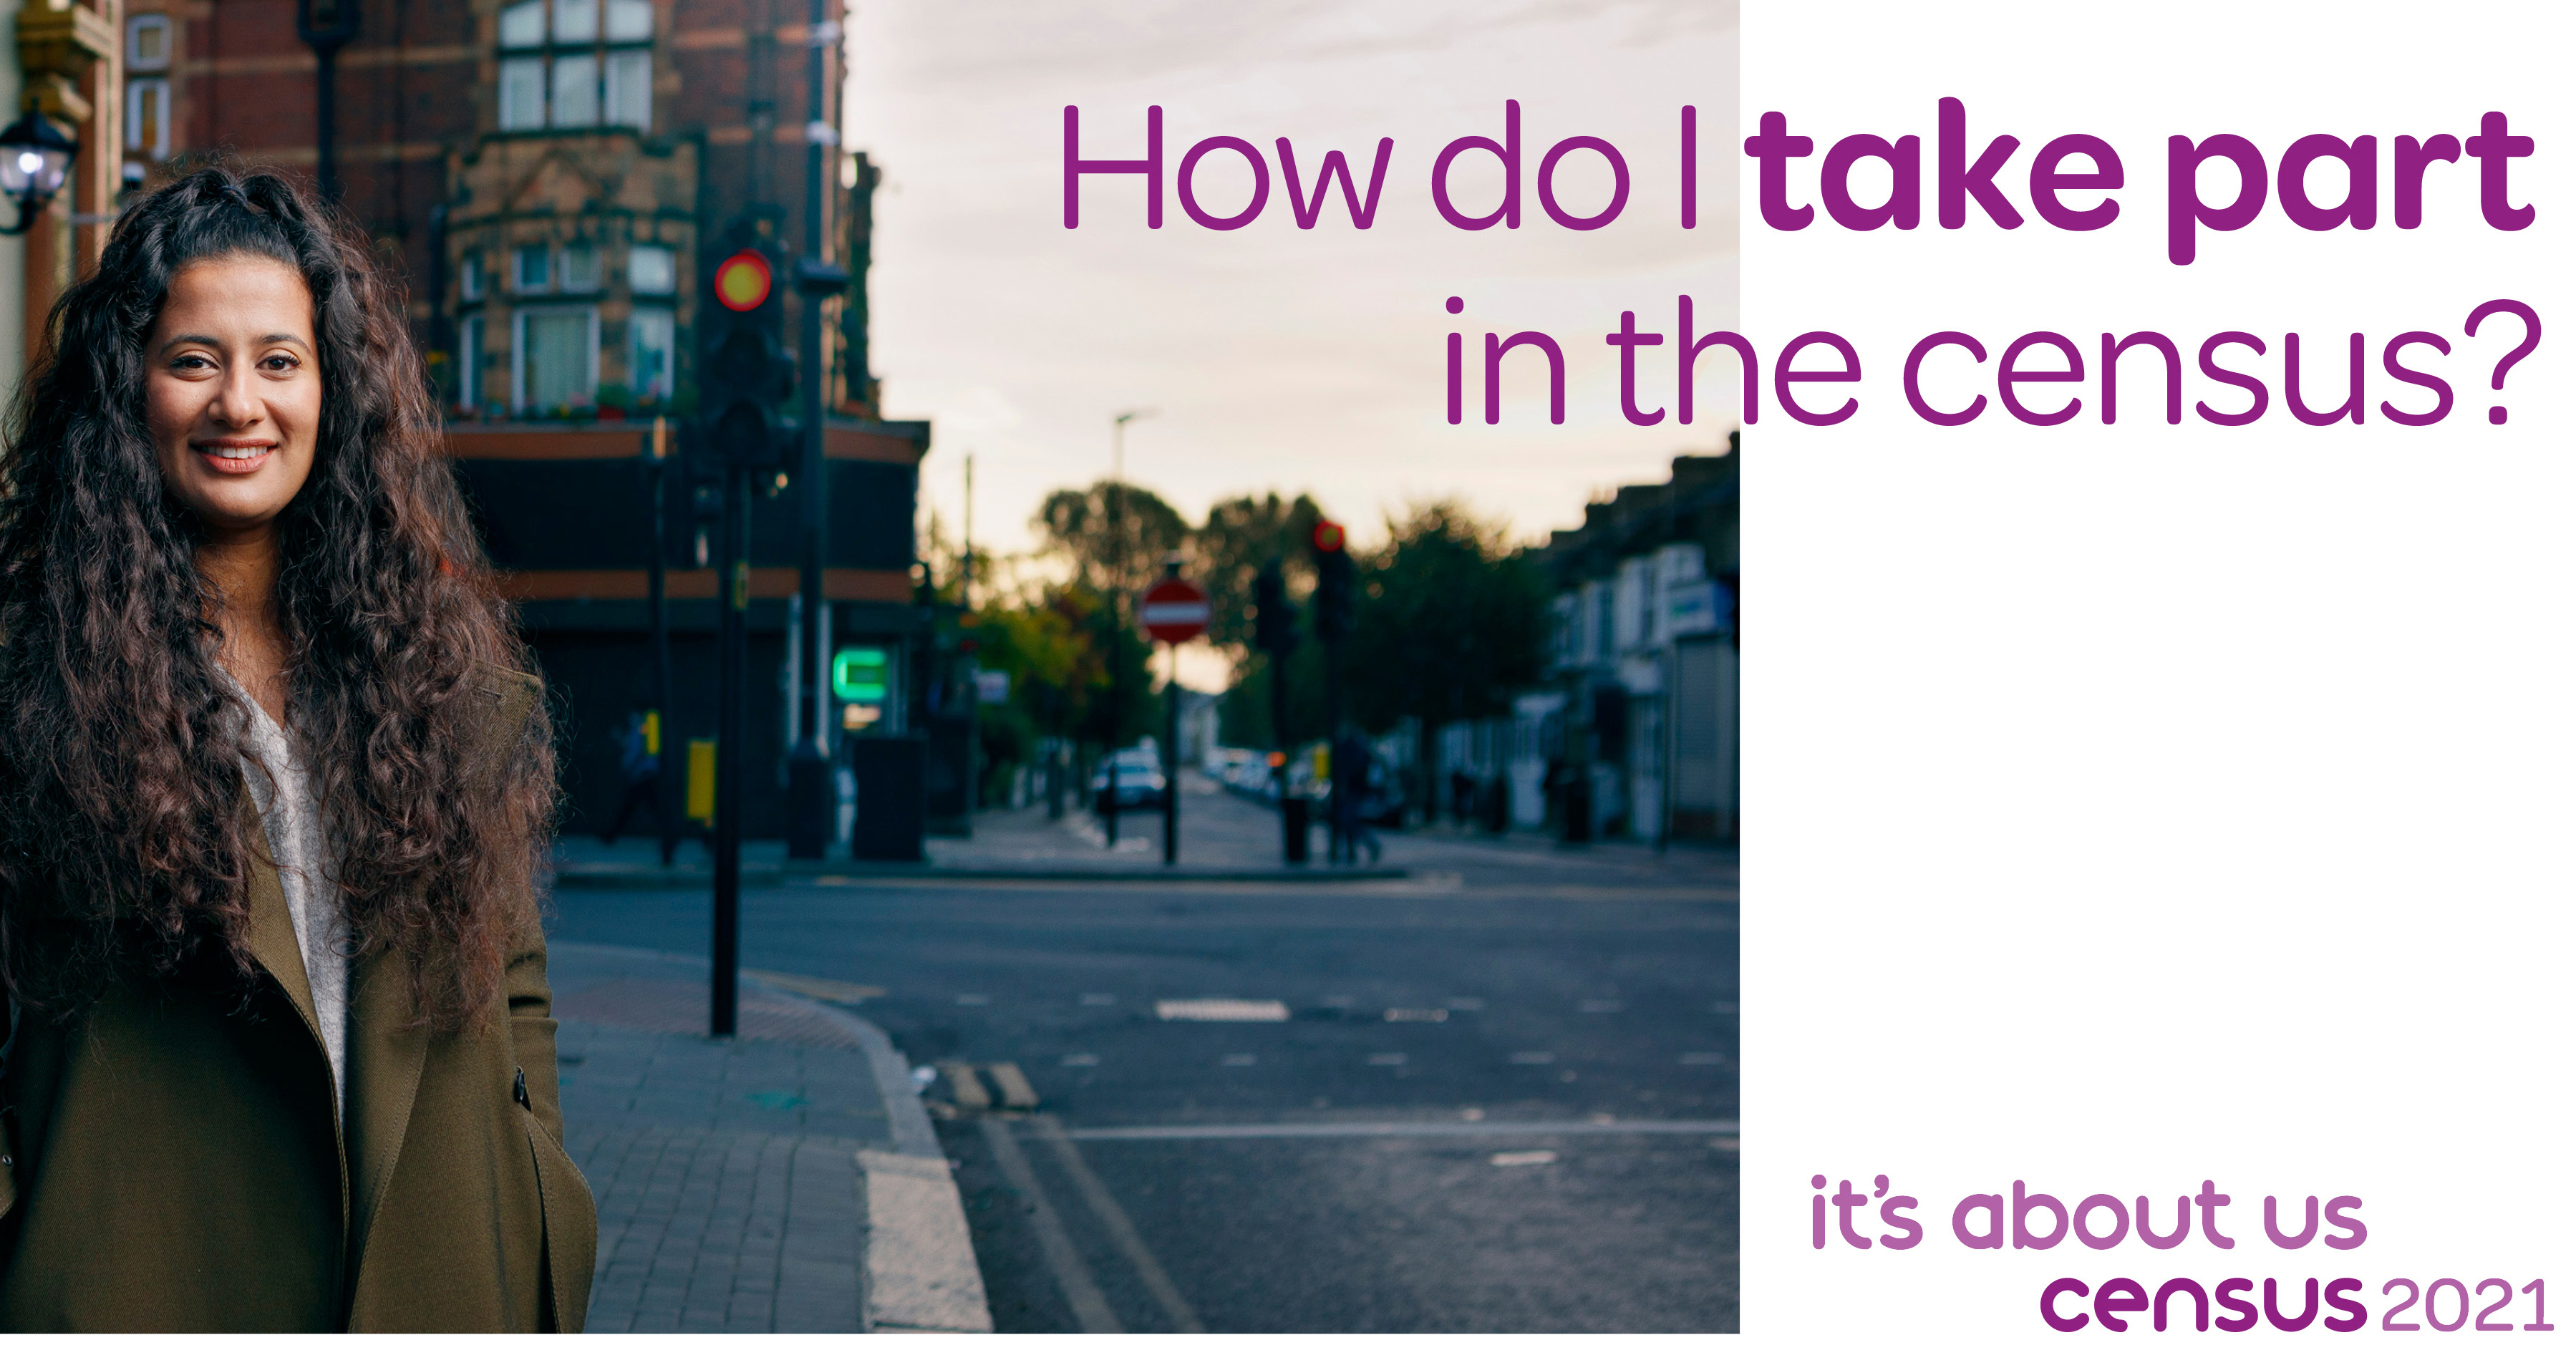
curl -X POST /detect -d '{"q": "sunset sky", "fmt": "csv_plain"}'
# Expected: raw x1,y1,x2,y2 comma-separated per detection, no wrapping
843,0,1739,581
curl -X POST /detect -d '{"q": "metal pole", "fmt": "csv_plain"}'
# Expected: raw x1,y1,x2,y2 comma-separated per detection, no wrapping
1103,421,1123,850
1163,639,1178,865
711,460,749,1037
784,0,833,858
314,47,340,200
1326,635,1344,864
1270,646,1292,862
648,419,677,868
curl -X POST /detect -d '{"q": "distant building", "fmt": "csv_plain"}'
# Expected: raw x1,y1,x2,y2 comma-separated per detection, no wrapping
107,0,930,837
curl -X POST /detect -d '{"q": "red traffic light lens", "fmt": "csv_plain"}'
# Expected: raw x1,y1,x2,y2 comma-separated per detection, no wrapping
714,250,773,311
1312,520,1345,553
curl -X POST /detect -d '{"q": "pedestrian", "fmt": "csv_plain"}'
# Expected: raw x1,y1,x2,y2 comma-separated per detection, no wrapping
1334,732,1383,865
599,707,662,845
0,166,594,1331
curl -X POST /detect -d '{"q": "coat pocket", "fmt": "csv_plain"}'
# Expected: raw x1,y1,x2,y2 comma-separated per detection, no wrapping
515,1072,597,1333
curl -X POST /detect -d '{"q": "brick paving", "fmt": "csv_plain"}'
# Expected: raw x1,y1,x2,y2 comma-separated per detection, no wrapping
546,940,960,1332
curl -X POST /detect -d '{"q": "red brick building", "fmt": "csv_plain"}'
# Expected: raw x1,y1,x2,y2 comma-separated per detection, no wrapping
116,0,930,838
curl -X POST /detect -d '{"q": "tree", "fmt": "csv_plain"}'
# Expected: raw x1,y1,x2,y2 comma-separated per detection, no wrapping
1342,501,1549,809
1191,491,1325,658
1032,480,1189,602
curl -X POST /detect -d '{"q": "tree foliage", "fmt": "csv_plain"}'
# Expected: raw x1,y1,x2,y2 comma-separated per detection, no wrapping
1343,501,1548,734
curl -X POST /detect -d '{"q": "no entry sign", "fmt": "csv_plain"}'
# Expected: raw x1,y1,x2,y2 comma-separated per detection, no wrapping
1140,577,1211,644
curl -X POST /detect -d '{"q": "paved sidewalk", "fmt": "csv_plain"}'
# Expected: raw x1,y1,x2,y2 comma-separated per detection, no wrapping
547,941,992,1333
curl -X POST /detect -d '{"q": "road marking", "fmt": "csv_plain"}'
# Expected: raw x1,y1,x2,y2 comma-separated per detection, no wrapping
938,1063,990,1111
1445,997,1486,1011
856,1149,994,1334
987,1062,1042,1110
1578,999,1624,1014
1460,1107,1485,1121
1383,1007,1447,1023
1060,1053,1099,1067
1219,1054,1256,1067
1679,1052,1726,1066
956,994,991,1006
1029,1116,1206,1334
1490,1150,1557,1167
1156,999,1289,1022
1365,1052,1408,1067
977,1119,1121,1333
745,970,886,1004
1509,1051,1555,1064
1080,994,1118,1006
1062,1118,1739,1143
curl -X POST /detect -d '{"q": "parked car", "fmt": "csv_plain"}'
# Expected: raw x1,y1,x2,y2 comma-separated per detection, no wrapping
1091,748,1169,810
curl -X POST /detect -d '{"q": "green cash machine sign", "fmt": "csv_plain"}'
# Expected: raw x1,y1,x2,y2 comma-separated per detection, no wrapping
831,647,889,702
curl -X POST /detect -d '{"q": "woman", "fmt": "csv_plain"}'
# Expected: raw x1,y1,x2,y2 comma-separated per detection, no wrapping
0,165,593,1330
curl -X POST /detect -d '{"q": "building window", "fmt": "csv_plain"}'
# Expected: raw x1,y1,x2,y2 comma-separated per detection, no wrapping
500,57,547,129
561,242,602,291
627,243,674,294
629,308,674,402
549,53,599,127
126,79,171,160
460,254,485,301
126,14,172,70
458,313,483,412
495,0,652,132
514,243,551,292
515,307,599,412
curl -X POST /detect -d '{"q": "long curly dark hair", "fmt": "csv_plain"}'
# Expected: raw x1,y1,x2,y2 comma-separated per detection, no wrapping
0,164,553,1030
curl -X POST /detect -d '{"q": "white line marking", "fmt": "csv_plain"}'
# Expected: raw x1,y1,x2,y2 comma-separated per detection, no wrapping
1156,999,1289,1022
1219,1054,1256,1067
857,1150,994,1333
1080,994,1118,1006
1383,1007,1448,1023
1509,1051,1555,1064
1030,1116,1206,1334
1578,999,1624,1014
1365,1052,1408,1067
1060,1053,1099,1067
977,1119,1120,1333
1063,1118,1739,1142
1460,1107,1485,1121
1679,1052,1726,1066
956,994,991,1006
1490,1150,1558,1167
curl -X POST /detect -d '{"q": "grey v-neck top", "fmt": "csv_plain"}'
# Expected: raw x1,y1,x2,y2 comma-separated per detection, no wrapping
223,671,351,1108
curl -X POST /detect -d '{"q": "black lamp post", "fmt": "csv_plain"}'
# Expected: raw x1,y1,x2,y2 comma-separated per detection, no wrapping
0,105,77,236
296,0,358,201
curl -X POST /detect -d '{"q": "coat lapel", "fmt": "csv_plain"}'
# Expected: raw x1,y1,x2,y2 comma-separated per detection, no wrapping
343,940,428,1258
240,791,320,1044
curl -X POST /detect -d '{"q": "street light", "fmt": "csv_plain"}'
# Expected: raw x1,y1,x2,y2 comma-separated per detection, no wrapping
0,105,77,236
1100,407,1156,850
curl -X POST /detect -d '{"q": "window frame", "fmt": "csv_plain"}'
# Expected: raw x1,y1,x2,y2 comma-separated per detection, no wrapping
512,304,601,414
513,243,553,293
493,0,653,133
626,243,675,296
628,306,675,403
458,312,484,413
125,77,171,160
125,14,173,72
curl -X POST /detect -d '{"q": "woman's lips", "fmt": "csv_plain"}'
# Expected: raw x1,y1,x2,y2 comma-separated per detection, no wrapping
194,442,273,475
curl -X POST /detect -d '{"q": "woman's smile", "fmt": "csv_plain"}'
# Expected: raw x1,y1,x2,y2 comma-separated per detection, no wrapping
193,437,277,475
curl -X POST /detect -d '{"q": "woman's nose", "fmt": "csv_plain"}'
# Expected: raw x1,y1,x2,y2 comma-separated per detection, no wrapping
208,361,263,427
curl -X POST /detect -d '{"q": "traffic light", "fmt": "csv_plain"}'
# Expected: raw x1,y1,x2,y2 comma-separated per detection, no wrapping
1252,558,1298,656
1311,520,1354,642
698,220,798,475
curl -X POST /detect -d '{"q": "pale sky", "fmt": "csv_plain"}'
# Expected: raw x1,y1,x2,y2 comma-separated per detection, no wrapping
844,0,1740,581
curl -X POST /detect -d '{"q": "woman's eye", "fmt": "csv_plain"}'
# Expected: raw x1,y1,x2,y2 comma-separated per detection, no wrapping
260,354,299,371
171,354,213,371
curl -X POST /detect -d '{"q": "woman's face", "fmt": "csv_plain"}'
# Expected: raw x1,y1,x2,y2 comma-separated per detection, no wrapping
145,253,322,540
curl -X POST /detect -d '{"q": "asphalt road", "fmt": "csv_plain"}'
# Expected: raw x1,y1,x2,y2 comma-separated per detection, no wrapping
543,786,1738,1333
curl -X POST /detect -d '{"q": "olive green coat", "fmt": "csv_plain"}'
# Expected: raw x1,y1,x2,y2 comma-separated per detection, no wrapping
0,667,595,1331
